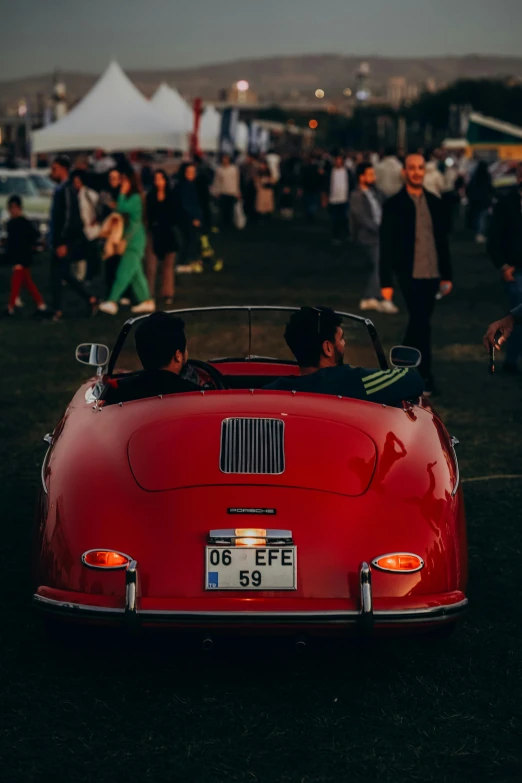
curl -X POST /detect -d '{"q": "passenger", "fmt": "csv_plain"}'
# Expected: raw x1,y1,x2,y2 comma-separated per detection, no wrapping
117,313,199,402
265,307,424,406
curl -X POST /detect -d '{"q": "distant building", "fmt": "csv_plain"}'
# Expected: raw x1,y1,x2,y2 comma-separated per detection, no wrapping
387,77,407,107
355,62,371,102
387,77,420,107
218,83,258,106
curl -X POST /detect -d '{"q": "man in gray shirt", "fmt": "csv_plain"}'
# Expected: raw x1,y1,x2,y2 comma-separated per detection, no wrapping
350,162,399,315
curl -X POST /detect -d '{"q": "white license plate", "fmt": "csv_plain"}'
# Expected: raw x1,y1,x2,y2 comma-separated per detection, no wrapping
205,546,297,590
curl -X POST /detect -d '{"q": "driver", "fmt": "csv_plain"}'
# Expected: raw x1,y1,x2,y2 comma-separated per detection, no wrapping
118,312,199,401
265,307,424,406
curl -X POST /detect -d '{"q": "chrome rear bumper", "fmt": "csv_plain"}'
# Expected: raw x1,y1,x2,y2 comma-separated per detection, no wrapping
33,561,468,630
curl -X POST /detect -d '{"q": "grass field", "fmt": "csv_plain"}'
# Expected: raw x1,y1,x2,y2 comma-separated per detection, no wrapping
1,217,521,783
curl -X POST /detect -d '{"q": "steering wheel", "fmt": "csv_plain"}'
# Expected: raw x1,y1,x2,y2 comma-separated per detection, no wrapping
186,359,227,390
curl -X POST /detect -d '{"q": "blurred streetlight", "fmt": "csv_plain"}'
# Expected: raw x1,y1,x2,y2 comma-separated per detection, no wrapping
315,89,325,99
236,80,250,93
343,88,352,97
309,119,319,130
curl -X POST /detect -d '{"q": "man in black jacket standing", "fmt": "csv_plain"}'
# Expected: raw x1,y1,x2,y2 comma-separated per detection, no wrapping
379,154,453,394
486,164,522,373
49,155,97,322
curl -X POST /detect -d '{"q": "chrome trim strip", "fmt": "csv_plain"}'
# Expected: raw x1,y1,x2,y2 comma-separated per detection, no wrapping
375,598,468,617
33,594,124,614
371,552,425,574
359,562,374,632
41,433,53,495
125,560,139,626
359,563,373,613
81,549,133,570
33,596,468,624
450,436,460,497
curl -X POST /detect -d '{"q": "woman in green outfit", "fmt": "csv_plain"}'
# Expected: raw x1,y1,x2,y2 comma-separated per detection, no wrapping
99,169,155,315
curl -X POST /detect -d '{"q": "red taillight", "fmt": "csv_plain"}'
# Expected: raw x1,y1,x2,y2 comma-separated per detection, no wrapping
82,550,130,569
372,553,424,573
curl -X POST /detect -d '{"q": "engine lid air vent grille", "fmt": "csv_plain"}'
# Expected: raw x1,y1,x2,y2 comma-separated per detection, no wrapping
220,418,285,475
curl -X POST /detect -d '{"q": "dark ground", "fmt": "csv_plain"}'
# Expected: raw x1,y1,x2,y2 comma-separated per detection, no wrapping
0,217,521,783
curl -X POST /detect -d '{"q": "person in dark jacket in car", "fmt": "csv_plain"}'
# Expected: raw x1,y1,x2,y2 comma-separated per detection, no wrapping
113,313,199,403
265,307,424,406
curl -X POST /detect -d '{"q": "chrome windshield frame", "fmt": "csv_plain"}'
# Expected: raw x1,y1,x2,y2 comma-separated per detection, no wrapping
106,305,388,377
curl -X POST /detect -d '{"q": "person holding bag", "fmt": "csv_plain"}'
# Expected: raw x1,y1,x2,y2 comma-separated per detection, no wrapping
99,169,155,315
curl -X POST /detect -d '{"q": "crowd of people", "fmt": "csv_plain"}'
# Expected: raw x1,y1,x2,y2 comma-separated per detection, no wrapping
2,143,520,389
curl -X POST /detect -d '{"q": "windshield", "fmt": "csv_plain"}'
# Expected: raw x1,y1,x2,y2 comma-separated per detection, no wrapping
110,307,387,377
0,175,39,197
29,174,54,192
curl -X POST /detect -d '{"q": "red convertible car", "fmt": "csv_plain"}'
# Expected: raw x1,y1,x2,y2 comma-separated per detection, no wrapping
34,306,468,639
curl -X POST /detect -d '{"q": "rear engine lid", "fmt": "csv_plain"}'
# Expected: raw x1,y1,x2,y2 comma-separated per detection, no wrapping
128,414,376,497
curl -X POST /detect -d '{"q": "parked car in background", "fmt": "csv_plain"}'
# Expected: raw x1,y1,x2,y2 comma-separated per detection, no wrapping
28,169,54,197
0,170,51,254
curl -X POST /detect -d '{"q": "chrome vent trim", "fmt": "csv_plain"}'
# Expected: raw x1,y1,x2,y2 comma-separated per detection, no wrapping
220,418,285,475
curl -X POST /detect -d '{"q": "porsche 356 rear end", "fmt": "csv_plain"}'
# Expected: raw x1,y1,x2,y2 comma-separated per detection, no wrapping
34,388,468,638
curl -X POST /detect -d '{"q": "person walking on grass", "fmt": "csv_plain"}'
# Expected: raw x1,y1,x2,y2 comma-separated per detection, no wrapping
466,160,493,244
173,163,204,274
324,155,351,246
48,155,98,323
98,168,126,299
379,154,453,396
254,160,276,222
213,154,241,230
2,195,48,318
99,169,155,316
146,169,178,307
350,162,398,315
486,162,522,373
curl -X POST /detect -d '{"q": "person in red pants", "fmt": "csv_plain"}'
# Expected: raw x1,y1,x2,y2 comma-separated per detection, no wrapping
3,195,48,317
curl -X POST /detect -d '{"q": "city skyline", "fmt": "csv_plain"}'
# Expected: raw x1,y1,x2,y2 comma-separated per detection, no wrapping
1,0,521,81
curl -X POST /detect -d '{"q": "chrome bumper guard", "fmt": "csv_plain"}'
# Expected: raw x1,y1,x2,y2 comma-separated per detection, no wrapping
33,561,468,630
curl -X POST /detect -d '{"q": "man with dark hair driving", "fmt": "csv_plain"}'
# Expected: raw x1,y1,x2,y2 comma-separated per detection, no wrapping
116,313,199,402
265,307,424,406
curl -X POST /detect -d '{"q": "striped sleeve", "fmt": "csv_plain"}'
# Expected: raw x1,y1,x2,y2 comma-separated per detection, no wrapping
361,368,424,404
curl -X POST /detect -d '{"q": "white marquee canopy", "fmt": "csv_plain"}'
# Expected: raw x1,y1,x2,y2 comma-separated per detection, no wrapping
151,83,193,150
199,105,222,152
32,62,185,153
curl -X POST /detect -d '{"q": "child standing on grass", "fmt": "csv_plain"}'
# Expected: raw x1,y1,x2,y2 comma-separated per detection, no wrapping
3,195,48,318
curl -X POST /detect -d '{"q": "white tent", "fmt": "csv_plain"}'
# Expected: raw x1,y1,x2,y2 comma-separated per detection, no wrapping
151,83,193,149
199,105,222,152
32,62,185,153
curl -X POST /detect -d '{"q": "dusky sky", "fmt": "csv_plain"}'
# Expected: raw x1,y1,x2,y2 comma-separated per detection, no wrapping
1,0,521,80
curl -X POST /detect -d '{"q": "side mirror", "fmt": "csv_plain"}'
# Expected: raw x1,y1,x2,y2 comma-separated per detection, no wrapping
76,343,110,367
390,345,422,369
